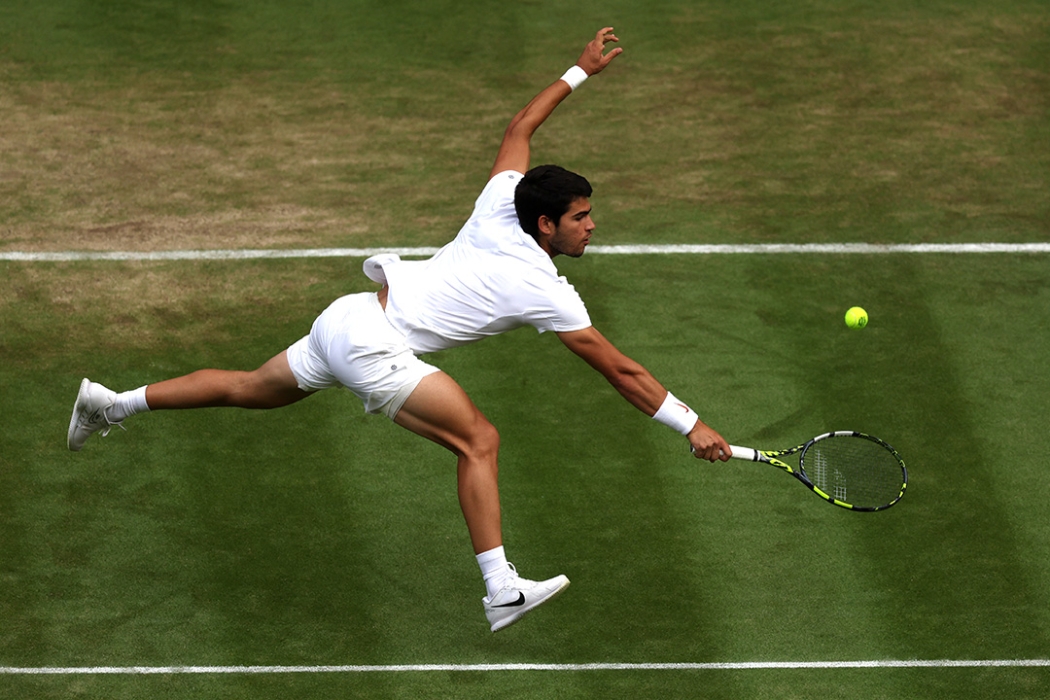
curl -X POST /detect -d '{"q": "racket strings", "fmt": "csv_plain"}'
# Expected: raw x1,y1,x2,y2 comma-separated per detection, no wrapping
801,436,905,509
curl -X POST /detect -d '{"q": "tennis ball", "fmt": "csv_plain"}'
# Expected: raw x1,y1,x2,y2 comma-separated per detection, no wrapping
845,306,868,329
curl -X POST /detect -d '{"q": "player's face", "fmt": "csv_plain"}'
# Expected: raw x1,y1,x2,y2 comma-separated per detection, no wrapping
547,197,595,258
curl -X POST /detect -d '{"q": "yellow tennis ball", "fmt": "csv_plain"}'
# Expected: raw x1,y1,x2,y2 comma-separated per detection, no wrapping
845,306,868,329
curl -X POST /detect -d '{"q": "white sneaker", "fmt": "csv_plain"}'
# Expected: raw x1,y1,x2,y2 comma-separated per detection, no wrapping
67,378,122,452
482,564,570,633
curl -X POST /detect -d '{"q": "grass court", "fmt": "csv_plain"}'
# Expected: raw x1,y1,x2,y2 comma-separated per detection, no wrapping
1,0,1048,697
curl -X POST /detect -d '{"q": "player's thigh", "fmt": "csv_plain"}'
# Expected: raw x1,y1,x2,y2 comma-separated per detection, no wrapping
393,372,498,456
247,351,314,407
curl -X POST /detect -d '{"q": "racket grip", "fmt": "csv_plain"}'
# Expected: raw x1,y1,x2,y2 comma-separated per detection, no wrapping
691,445,757,461
726,445,757,461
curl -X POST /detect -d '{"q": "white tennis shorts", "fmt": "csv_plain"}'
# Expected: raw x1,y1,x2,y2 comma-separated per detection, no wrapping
286,292,440,419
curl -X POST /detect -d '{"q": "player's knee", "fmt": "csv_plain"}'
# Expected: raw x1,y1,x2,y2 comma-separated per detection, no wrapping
464,418,500,463
228,369,288,408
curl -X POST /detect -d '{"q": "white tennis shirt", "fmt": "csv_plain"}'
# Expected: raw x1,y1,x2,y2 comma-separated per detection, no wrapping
381,170,592,355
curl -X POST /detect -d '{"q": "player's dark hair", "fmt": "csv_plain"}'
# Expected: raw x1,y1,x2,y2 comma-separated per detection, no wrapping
514,165,592,240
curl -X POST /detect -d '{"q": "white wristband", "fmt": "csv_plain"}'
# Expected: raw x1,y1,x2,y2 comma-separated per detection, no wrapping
560,65,589,91
653,392,700,436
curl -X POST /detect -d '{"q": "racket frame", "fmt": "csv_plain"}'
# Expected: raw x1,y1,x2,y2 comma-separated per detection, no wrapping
728,431,907,512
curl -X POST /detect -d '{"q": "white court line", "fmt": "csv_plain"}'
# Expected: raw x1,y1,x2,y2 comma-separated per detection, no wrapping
0,247,436,262
591,243,1050,255
1,659,1048,674
1,243,1049,262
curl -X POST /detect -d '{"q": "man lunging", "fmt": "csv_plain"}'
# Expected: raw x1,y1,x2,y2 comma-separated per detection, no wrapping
68,27,731,633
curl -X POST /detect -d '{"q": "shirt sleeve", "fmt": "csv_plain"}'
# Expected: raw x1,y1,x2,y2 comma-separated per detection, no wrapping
472,171,523,218
522,275,592,334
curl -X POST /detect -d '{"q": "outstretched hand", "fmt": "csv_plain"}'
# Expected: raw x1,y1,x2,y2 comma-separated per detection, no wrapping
576,27,623,76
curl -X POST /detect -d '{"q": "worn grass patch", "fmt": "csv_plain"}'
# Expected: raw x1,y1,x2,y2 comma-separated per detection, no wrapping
1,0,1046,252
0,78,484,251
0,260,357,373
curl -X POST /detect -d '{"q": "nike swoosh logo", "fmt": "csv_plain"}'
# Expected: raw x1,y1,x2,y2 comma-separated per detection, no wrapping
493,592,526,608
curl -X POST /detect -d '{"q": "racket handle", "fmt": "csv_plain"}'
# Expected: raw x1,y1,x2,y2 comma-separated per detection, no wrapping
725,445,757,461
691,445,757,461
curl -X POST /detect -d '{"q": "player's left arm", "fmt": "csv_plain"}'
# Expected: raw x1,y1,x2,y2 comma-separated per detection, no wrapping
488,27,622,179
556,326,730,462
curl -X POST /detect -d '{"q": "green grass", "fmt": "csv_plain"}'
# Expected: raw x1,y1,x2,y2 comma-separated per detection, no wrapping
3,255,1050,698
2,0,1049,697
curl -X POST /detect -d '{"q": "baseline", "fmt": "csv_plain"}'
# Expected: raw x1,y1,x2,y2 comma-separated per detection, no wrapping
2,659,1049,675
2,242,1049,262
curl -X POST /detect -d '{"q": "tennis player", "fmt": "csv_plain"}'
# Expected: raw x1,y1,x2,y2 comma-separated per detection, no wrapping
67,27,732,632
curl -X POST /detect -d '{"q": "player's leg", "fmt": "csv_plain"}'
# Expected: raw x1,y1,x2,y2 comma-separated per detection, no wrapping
308,294,565,628
68,351,312,451
393,371,502,555
145,350,310,410
393,371,569,632
68,293,370,451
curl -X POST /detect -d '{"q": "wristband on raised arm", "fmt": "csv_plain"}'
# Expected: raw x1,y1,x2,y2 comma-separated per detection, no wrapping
560,65,589,91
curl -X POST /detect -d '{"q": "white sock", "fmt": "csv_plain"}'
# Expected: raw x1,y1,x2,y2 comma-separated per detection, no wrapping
109,385,151,423
476,545,511,598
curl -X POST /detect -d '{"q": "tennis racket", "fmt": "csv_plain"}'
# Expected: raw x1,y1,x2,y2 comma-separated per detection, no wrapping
704,431,907,511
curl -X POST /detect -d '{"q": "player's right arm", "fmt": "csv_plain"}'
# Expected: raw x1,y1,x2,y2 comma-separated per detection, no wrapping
557,326,730,462
488,27,622,179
